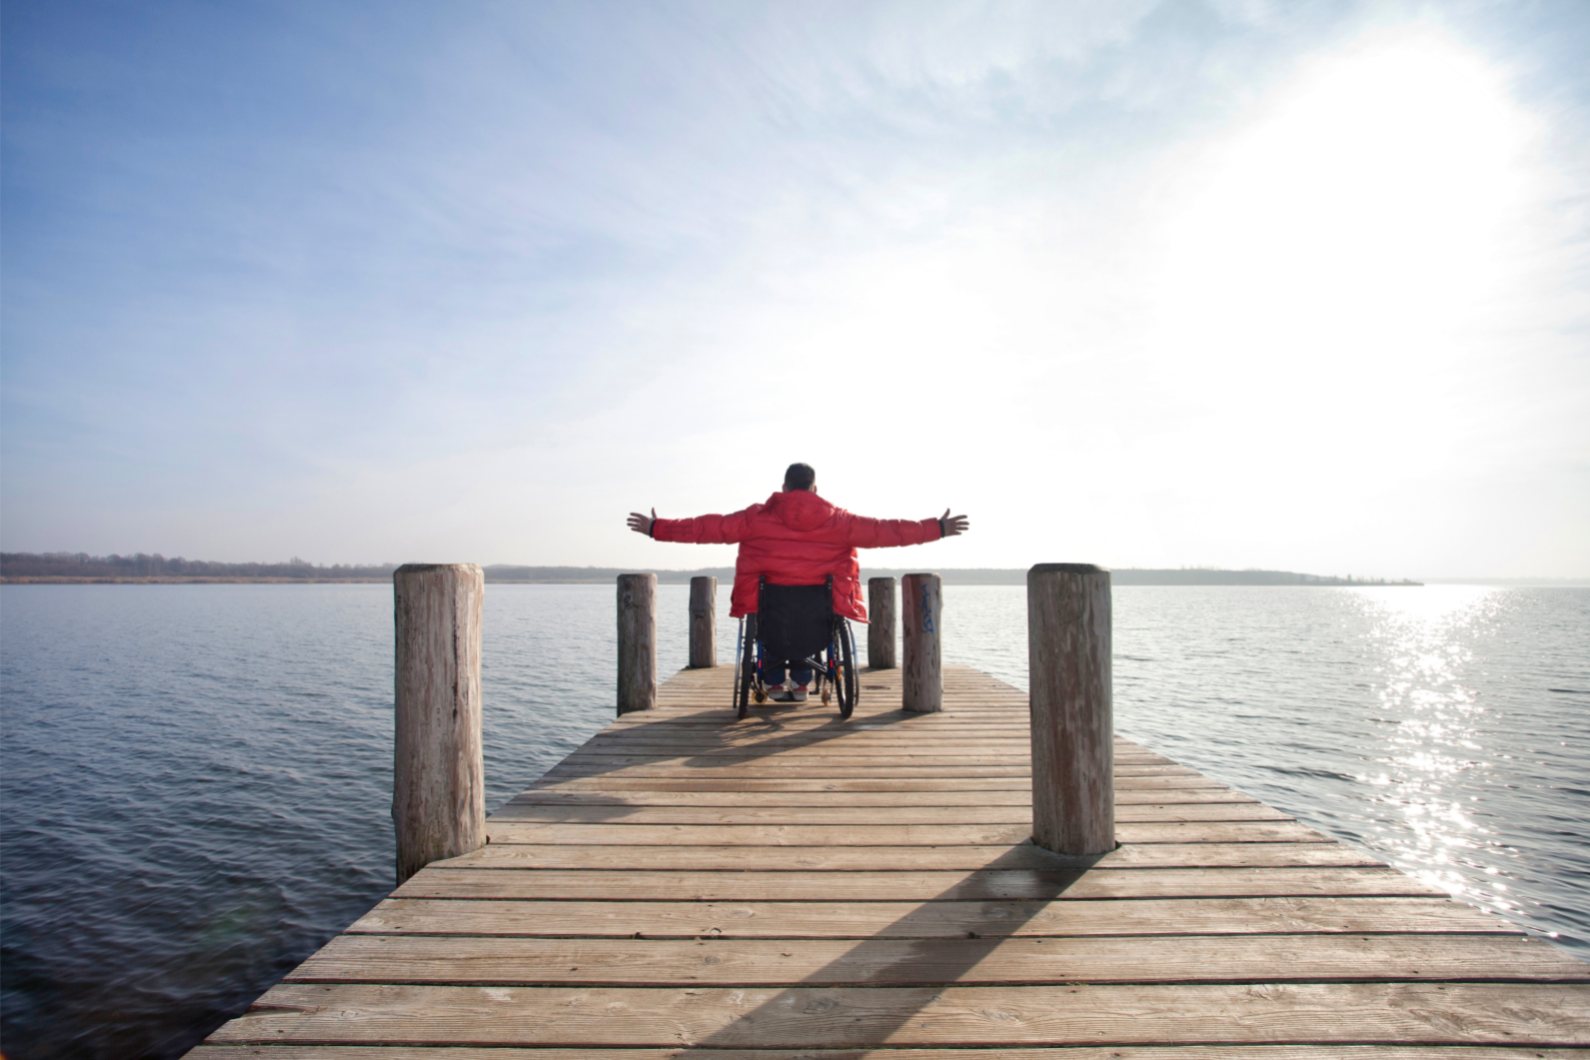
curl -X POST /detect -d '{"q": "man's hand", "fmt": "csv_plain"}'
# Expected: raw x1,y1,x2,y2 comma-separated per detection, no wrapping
627,508,657,536
940,509,970,537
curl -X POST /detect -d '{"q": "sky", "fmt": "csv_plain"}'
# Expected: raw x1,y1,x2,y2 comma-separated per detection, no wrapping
3,0,1587,579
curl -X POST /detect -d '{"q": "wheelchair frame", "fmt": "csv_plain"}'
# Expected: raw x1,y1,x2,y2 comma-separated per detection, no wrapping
733,574,858,720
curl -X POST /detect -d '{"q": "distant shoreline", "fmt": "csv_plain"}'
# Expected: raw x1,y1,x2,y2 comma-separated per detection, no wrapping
2,554,1424,587
15,572,1590,586
14,554,1586,586
1,576,392,584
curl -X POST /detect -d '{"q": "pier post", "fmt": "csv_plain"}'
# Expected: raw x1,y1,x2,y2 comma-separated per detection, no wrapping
867,576,897,670
392,563,485,886
688,575,716,669
902,572,942,713
617,573,657,714
1027,563,1115,856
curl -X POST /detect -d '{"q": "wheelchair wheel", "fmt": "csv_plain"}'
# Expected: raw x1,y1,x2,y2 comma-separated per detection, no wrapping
735,614,758,719
834,618,858,719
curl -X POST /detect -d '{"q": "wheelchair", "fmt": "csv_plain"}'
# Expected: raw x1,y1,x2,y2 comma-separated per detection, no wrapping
733,574,858,720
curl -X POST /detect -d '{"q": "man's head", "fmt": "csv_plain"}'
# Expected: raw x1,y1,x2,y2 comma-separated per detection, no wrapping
783,462,816,492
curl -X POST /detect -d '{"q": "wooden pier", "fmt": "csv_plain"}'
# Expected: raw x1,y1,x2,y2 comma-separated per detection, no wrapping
193,662,1588,1056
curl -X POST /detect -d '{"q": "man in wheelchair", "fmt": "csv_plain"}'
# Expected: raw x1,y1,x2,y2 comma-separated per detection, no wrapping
627,463,969,716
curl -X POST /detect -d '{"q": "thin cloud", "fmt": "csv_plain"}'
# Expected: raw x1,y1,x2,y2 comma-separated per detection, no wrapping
2,1,1586,578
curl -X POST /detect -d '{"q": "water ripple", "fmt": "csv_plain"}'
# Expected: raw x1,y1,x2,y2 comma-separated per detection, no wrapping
947,583,1589,962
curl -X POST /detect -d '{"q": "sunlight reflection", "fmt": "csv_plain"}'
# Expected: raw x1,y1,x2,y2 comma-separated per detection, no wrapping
1345,587,1516,908
957,585,1586,954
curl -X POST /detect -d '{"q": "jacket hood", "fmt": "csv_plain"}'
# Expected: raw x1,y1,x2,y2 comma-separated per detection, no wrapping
765,490,835,533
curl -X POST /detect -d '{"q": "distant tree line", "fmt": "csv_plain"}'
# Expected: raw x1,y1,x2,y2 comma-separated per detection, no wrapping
2,554,1420,586
1,552,397,581
482,566,738,583
480,566,1418,586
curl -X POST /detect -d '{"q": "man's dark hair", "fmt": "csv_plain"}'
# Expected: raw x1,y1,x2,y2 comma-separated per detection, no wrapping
783,462,816,491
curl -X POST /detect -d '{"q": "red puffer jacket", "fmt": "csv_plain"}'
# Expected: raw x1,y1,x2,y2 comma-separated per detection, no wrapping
652,490,942,621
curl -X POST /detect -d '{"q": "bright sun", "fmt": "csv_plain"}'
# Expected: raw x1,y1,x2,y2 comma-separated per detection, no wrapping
1157,29,1535,362
1143,28,1540,480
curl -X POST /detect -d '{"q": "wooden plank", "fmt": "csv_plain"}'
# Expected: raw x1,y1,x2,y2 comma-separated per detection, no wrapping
606,717,1042,730
507,788,1259,806
596,734,1036,744
185,1046,1590,1059
590,733,1040,744
480,820,1330,846
568,745,1169,762
568,744,1148,758
442,842,1389,871
486,804,1292,825
546,755,1193,772
540,763,1039,779
589,707,1064,721
580,727,1061,742
395,867,1447,902
655,702,1027,713
294,933,1586,986
526,774,1231,791
601,710,1041,724
351,896,1506,937
578,726,1086,740
194,661,1588,1057
199,982,1590,1047
536,763,1200,780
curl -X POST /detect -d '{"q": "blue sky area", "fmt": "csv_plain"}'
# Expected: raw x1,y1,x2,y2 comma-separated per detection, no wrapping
4,0,1587,578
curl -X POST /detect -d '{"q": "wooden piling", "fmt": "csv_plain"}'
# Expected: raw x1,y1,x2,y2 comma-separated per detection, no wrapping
392,563,485,887
688,576,716,669
901,572,942,713
867,576,896,670
1027,562,1114,856
617,573,657,715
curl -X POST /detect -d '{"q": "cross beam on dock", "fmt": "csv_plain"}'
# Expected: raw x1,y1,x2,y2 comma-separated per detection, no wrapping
190,664,1589,1056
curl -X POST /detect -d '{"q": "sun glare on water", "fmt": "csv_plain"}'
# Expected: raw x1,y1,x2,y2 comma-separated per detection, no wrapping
1347,586,1523,910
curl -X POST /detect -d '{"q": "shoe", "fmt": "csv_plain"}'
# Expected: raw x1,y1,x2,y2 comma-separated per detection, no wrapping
790,685,809,703
767,684,794,703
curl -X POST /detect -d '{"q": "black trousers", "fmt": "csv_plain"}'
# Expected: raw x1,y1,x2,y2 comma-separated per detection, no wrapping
758,583,829,685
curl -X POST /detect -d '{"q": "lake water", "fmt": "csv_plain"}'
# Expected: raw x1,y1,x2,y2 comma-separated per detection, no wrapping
1,582,1586,1058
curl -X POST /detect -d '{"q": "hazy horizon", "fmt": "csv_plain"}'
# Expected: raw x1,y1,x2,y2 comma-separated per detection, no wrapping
5,2,1587,579
8,548,1588,585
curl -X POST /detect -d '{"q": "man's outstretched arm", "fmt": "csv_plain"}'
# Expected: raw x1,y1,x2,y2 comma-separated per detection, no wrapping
838,507,970,548
627,506,753,544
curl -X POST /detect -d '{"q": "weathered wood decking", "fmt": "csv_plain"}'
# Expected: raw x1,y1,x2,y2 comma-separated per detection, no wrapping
192,664,1589,1056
